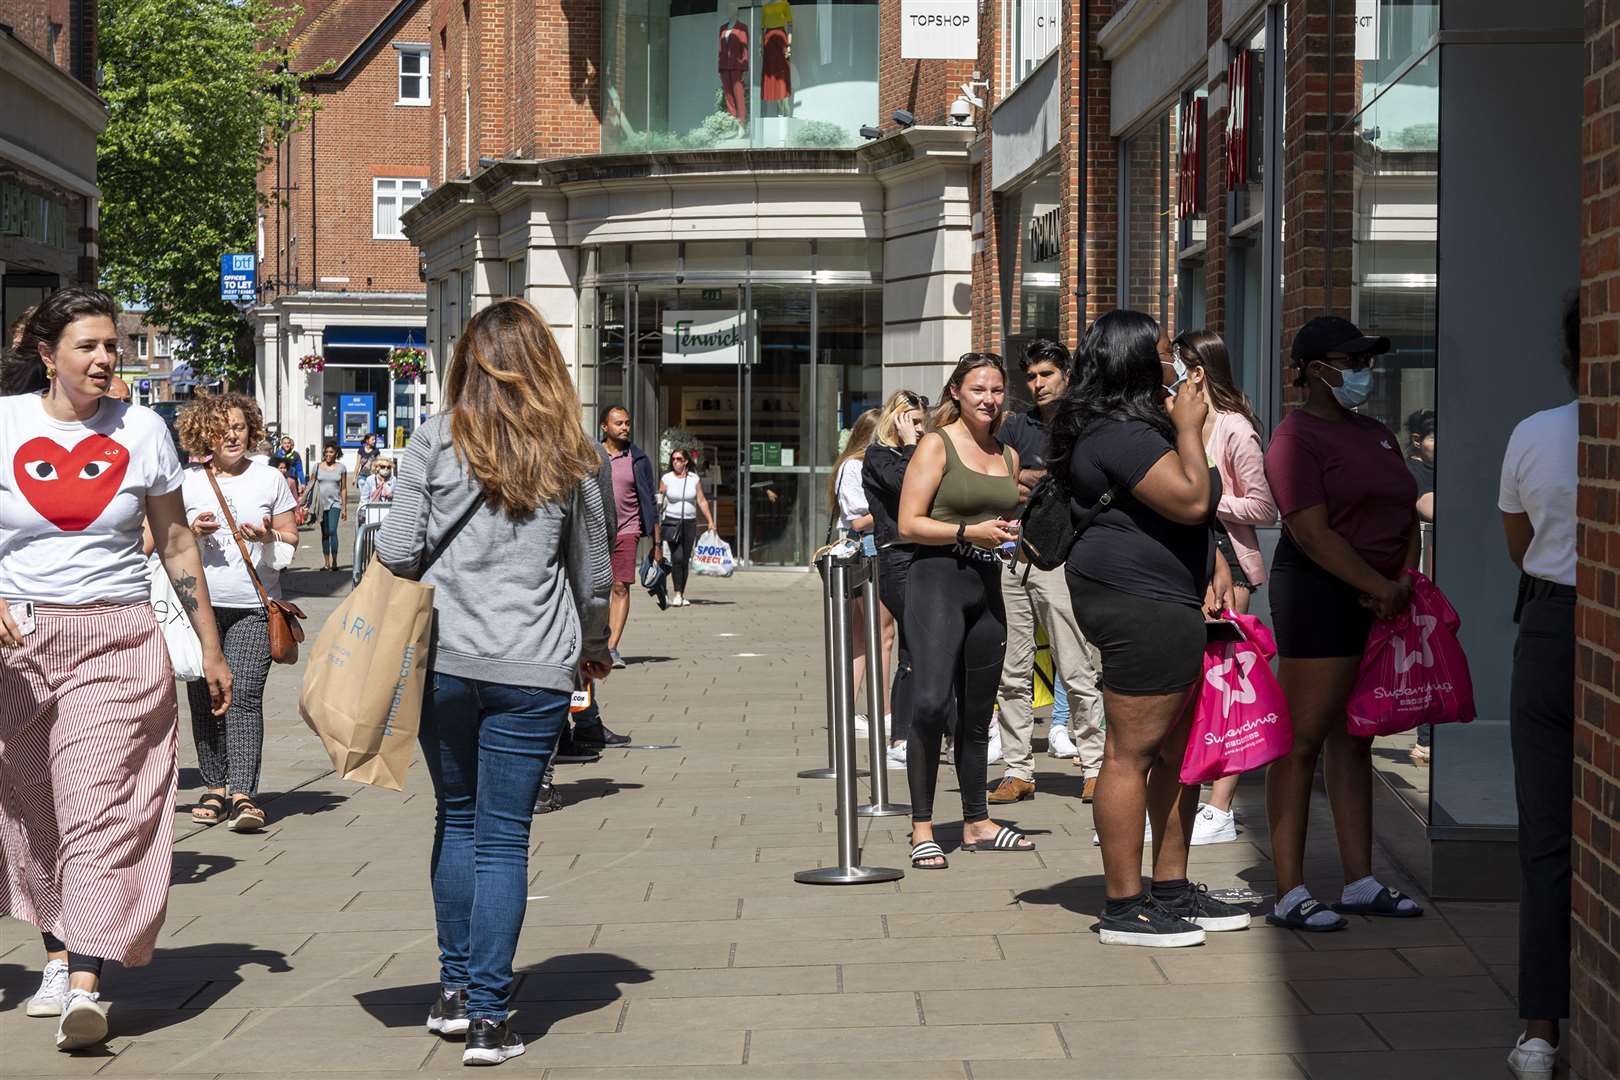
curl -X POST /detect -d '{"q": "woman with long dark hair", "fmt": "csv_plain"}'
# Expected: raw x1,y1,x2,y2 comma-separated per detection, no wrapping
897,354,1033,869
657,447,715,607
1170,329,1277,844
1048,310,1245,947
1,288,231,1050
863,390,928,766
377,299,611,1065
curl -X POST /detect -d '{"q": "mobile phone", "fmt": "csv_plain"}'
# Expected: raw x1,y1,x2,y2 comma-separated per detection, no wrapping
1204,618,1245,645
14,600,37,638
570,681,593,714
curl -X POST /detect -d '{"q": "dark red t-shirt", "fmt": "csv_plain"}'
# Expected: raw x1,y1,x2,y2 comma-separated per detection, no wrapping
1264,409,1418,577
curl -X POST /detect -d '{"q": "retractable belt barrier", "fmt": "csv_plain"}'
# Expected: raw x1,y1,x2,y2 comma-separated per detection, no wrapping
351,501,391,585
794,548,906,886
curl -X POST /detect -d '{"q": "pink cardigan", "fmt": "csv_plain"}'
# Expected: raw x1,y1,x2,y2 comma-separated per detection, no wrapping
1207,410,1277,585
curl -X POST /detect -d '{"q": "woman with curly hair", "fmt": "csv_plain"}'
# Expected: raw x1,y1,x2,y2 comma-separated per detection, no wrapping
177,393,299,832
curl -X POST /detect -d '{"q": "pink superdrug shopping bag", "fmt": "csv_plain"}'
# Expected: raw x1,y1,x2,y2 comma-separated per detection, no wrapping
1181,611,1294,784
1346,571,1476,738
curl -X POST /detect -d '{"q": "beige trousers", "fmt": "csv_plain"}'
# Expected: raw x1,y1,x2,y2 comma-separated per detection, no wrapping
995,560,1106,780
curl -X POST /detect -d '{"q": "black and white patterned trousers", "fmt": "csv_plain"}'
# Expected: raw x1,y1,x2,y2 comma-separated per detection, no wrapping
186,605,271,796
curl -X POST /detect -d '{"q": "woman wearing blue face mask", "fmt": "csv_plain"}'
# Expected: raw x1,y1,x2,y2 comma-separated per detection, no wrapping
1261,316,1423,933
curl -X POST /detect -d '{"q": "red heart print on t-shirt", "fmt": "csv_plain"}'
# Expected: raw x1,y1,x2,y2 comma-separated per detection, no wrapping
14,434,131,532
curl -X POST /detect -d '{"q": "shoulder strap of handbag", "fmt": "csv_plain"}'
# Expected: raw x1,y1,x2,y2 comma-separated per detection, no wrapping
205,466,275,613
422,491,488,573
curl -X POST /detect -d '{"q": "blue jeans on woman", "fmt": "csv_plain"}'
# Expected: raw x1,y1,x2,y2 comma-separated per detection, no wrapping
419,672,568,1020
320,505,341,556
1051,673,1070,731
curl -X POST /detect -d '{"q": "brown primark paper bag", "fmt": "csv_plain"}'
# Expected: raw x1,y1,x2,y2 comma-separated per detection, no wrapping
298,558,434,790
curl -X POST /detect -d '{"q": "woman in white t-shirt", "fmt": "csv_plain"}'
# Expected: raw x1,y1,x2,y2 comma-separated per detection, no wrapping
1499,297,1581,1080
178,393,299,833
0,289,231,1051
656,448,714,607
826,409,895,731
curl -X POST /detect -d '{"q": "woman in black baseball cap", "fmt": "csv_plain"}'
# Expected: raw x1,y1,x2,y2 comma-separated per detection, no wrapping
1260,315,1423,932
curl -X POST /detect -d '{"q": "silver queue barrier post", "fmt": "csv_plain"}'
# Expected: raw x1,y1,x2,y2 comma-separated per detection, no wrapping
795,550,903,885
799,545,867,782
856,551,908,818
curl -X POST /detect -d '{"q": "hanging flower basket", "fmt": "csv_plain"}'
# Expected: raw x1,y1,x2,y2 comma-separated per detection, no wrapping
388,346,428,382
298,353,325,373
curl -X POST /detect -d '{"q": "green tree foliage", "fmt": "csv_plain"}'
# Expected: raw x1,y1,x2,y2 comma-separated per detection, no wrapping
99,0,314,380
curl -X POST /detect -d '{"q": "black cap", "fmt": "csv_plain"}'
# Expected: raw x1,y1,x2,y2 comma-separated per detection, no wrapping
1290,315,1391,361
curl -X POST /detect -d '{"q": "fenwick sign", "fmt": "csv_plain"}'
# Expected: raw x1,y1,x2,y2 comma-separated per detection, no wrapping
662,310,748,364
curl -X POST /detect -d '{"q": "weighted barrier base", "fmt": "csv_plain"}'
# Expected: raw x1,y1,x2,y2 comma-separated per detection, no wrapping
794,865,904,886
856,802,911,818
797,767,868,780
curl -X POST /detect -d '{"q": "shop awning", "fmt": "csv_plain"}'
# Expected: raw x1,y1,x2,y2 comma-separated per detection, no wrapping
322,325,427,350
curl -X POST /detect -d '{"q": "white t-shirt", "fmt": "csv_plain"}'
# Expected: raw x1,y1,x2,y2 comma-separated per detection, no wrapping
661,471,699,521
181,461,298,607
0,394,182,605
1499,400,1577,587
836,459,869,531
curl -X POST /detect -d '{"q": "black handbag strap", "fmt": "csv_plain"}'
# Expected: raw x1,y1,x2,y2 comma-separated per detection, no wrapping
422,492,487,573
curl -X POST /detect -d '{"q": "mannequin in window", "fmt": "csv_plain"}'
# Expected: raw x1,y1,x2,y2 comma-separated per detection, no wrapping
718,2,749,123
761,0,792,117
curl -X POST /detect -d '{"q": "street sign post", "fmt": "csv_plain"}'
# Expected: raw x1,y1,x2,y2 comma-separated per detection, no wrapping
220,253,256,305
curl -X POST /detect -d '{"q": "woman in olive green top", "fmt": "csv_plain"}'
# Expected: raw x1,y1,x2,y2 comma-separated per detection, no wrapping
896,353,1033,869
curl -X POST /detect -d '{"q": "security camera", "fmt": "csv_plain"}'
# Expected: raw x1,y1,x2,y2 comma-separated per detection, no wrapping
948,96,974,125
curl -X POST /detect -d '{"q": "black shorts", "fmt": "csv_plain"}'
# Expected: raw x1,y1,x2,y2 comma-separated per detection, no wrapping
1268,533,1375,659
1215,530,1258,593
1066,570,1205,696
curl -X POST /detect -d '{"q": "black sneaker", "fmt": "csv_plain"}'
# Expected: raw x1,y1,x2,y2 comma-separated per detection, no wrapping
552,731,601,765
1156,881,1253,932
425,987,468,1036
463,1018,525,1066
1097,894,1207,948
534,783,563,814
573,723,631,748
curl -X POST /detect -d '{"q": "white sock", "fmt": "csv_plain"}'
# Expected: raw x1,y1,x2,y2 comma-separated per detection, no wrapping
1341,875,1419,912
1277,885,1342,928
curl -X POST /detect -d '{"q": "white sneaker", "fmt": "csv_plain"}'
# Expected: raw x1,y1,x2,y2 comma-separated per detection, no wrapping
1091,819,1153,846
27,958,69,1017
853,714,869,735
1047,726,1079,758
886,742,908,768
1190,803,1238,845
987,724,1003,765
55,988,108,1050
1507,1035,1557,1079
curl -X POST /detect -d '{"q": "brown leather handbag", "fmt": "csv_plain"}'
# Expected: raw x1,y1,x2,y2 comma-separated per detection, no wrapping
206,468,306,664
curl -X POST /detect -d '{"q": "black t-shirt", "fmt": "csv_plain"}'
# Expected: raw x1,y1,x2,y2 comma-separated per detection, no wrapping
1407,455,1435,498
1064,418,1221,607
998,410,1051,472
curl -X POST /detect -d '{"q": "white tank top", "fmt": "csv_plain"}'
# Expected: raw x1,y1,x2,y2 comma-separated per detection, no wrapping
662,471,699,521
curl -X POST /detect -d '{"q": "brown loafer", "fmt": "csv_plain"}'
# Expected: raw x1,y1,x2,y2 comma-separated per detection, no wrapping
987,776,1035,803
1081,776,1097,803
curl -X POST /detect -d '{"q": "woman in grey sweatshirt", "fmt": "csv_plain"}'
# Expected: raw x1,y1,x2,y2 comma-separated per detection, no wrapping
375,299,612,1067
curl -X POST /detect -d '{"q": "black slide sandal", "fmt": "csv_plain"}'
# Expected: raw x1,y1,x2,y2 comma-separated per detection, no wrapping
1264,897,1347,932
960,825,1035,852
910,841,948,870
1331,886,1424,918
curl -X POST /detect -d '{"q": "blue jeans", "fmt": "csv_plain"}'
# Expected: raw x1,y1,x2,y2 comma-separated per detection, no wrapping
320,505,341,556
419,672,568,1019
1051,673,1069,731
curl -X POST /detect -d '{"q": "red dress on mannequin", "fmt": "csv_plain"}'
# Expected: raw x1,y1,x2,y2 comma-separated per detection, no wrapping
761,0,791,103
718,21,749,122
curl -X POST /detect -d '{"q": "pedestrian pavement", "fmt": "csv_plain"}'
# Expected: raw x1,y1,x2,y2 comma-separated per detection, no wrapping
0,535,1530,1078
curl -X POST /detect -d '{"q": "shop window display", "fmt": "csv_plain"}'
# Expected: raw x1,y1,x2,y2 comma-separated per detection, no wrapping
602,0,879,152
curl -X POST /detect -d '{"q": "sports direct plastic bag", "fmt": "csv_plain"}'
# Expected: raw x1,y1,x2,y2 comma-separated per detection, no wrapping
692,530,735,577
1181,611,1293,784
1347,571,1476,738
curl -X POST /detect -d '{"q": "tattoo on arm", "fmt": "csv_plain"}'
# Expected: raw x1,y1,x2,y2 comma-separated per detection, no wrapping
170,572,200,619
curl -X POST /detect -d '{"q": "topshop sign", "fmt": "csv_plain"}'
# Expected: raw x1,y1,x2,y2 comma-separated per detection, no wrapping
901,0,978,60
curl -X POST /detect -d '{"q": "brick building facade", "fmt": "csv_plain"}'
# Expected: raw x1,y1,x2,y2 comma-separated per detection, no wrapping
254,0,433,464
0,0,103,334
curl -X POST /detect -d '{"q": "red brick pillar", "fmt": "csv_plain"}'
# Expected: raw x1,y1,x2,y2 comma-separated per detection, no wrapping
1202,1,1227,339
1278,0,1354,410
1064,0,1117,340
1572,3,1620,1074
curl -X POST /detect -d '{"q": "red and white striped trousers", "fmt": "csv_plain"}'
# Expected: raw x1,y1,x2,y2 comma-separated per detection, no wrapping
0,602,178,966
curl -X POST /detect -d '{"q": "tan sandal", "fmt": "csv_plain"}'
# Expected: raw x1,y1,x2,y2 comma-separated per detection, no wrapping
228,798,266,832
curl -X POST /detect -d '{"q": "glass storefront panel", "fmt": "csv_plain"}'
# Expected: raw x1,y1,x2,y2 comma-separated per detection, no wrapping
1358,0,1441,114
997,166,1061,384
601,0,880,153
811,286,883,543
1343,47,1439,821
745,284,814,565
1121,110,1179,328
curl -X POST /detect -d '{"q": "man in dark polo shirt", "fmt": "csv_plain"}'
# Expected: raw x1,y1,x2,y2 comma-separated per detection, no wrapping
988,340,1107,804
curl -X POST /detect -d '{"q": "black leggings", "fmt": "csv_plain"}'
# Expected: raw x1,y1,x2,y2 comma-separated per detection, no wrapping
878,546,914,744
903,547,1007,824
664,518,698,592
41,931,103,976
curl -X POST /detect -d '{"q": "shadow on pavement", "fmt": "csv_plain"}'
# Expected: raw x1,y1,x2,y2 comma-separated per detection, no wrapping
280,567,355,601
262,789,350,822
170,851,240,887
355,954,653,1037
0,961,39,1013
554,778,646,803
